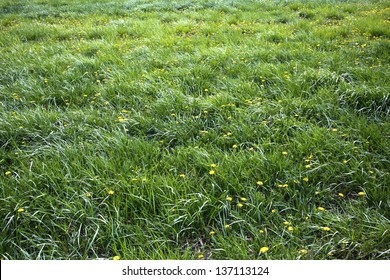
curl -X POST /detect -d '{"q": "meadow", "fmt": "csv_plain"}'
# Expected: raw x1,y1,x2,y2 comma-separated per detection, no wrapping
0,0,389,260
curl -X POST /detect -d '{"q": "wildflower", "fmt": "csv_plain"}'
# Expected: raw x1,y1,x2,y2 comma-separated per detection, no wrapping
343,160,348,164
282,151,288,155
240,197,247,202
232,144,238,149
300,249,308,254
358,192,366,197
322,226,331,232
17,208,24,213
259,247,269,254
287,226,294,231
303,177,309,182
283,221,290,225
108,190,114,195
271,209,277,213
331,128,337,132
256,181,264,186
226,196,233,202
210,163,217,168
209,231,215,236
317,207,326,211
259,229,264,234
113,256,121,260
86,192,91,197
278,184,288,188
237,203,244,208
209,170,216,175
179,174,186,178
5,171,12,176
200,130,208,134
315,191,320,195
198,254,204,259
224,224,230,229
338,193,344,198
305,164,311,169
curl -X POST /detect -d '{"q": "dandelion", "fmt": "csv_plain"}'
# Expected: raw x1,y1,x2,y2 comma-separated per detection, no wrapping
224,224,230,229
232,144,238,149
287,226,294,231
315,191,320,195
305,164,311,169
271,209,277,213
237,203,244,208
358,192,366,197
259,229,264,234
209,170,216,175
17,208,24,213
209,231,215,236
282,151,288,155
113,256,121,260
331,128,337,132
317,207,326,211
179,174,186,178
108,190,114,195
256,181,264,186
283,221,290,225
300,249,308,254
303,177,309,182
197,254,204,259
322,226,331,232
240,197,247,202
259,247,269,254
226,196,233,202
338,193,344,198
86,192,91,197
5,171,12,176
210,163,217,168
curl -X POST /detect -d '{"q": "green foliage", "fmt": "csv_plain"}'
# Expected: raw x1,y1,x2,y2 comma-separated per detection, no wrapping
0,0,389,260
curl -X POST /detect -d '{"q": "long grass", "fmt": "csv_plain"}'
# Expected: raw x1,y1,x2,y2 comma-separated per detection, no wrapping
0,0,389,260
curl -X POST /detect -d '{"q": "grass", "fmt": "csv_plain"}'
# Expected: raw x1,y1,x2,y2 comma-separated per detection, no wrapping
0,0,389,260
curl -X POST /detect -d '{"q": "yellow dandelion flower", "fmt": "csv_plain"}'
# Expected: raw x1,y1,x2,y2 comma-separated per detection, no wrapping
179,174,186,178
17,208,24,213
271,209,277,213
257,181,264,186
226,196,233,202
5,171,12,176
86,192,91,197
224,224,230,229
209,231,215,236
317,207,326,211
343,160,348,164
198,254,204,259
300,249,308,254
259,229,264,234
237,203,244,208
209,170,216,175
315,191,320,195
210,163,217,168
232,144,238,149
200,130,208,134
287,226,294,231
240,197,247,202
108,190,114,195
259,247,269,254
283,221,290,225
322,226,331,231
358,192,366,197
305,164,311,169
282,151,288,155
338,193,344,198
303,177,309,182
113,255,121,260
331,128,338,132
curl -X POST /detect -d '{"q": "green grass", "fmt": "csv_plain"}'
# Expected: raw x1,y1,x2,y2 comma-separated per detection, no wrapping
0,0,389,260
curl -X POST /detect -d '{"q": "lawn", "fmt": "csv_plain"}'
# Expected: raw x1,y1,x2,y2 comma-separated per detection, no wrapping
0,0,389,260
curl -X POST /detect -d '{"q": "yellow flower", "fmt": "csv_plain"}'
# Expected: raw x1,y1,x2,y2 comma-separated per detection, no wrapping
224,224,230,229
300,249,308,254
256,181,264,186
237,203,244,208
343,160,348,164
232,144,238,149
358,192,366,197
278,184,288,188
338,193,344,197
5,171,12,176
282,151,288,155
315,191,320,195
283,221,290,225
108,190,114,195
259,246,269,254
17,208,24,213
179,174,186,178
210,163,217,168
209,170,216,175
226,196,233,202
331,128,338,132
317,207,326,211
240,197,247,202
305,164,311,169
113,255,121,260
271,209,276,213
287,226,294,231
303,177,309,182
259,229,264,234
209,231,215,236
198,254,204,259
86,192,91,197
322,226,331,231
